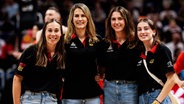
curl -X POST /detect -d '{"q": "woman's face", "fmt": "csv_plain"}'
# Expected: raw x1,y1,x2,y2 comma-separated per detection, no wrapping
45,21,62,46
137,21,154,43
73,8,88,30
111,11,125,32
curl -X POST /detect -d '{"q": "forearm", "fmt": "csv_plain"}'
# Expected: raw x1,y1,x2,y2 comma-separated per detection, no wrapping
156,72,175,103
12,75,22,104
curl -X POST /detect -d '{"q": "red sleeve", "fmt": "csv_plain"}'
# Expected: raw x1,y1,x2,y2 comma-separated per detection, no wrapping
174,52,184,74
0,45,6,59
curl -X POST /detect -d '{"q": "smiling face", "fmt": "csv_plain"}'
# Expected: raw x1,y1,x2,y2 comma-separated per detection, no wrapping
45,21,62,46
110,11,125,33
73,8,88,30
137,21,155,43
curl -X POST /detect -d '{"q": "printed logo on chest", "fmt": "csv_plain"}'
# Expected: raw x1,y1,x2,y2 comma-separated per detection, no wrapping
70,42,77,48
107,45,114,52
137,60,142,67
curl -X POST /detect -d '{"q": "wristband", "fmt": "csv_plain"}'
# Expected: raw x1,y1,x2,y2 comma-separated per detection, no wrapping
155,99,161,104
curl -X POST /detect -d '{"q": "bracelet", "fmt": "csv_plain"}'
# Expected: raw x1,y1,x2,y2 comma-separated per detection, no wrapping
152,101,159,104
155,99,161,104
152,101,160,104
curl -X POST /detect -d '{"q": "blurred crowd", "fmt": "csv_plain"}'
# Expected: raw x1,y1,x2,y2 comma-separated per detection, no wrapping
1,0,184,103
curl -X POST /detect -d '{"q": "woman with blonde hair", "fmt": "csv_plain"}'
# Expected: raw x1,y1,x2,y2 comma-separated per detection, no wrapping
62,3,103,104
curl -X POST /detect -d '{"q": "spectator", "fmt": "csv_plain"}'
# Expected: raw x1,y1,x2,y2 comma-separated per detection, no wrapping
165,31,184,62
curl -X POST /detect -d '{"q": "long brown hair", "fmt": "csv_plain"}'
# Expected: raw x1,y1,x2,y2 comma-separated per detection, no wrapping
36,19,65,69
105,6,136,47
135,18,161,51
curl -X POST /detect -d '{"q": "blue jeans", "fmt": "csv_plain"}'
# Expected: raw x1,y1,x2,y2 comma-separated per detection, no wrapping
139,89,171,104
104,79,138,104
21,90,57,104
62,96,100,104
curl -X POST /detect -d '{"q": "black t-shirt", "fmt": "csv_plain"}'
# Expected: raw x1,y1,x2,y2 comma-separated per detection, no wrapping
14,45,64,98
100,39,141,81
62,34,103,99
137,43,175,95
